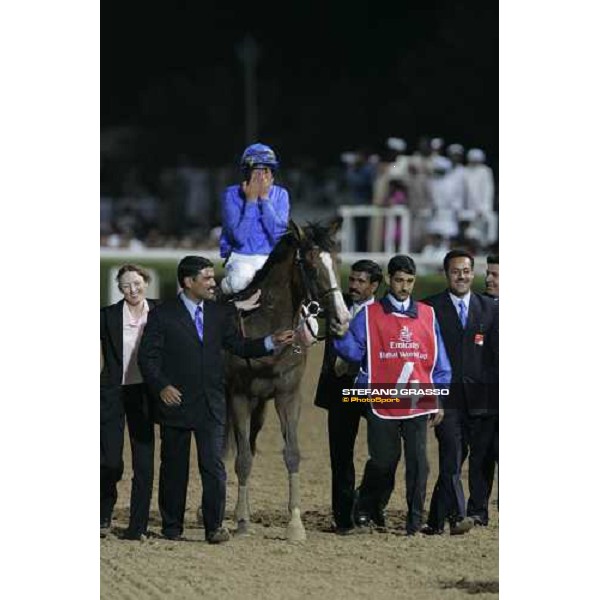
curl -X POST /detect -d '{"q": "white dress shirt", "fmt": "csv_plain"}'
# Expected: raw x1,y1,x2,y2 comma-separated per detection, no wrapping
385,294,410,313
448,291,471,321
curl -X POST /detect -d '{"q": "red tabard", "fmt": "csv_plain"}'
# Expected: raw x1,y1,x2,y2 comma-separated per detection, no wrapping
365,301,439,419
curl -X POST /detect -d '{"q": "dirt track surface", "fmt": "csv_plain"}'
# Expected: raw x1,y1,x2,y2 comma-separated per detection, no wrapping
101,345,498,600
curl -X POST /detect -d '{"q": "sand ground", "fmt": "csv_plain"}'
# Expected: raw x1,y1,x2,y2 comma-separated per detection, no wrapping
101,344,498,600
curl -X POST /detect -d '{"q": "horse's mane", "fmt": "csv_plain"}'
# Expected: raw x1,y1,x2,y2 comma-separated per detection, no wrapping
301,220,336,252
234,220,336,298
241,230,297,293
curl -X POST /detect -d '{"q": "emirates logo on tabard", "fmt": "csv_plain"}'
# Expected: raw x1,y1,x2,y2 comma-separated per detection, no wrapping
399,325,413,343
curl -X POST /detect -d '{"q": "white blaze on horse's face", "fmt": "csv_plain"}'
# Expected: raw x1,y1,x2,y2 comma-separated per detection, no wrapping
319,251,351,325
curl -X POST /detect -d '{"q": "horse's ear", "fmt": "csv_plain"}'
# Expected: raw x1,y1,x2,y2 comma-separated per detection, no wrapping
289,219,305,242
327,216,343,235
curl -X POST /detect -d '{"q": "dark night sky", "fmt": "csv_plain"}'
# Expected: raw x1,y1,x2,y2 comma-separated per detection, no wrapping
101,1,498,169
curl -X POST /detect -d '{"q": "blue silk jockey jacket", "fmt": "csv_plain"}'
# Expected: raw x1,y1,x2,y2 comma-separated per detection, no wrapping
219,184,290,258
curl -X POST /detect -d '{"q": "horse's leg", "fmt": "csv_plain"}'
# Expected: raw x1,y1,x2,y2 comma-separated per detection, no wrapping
249,399,268,456
274,391,306,541
232,394,256,535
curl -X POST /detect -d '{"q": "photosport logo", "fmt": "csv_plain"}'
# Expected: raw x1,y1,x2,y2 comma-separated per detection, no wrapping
340,387,449,404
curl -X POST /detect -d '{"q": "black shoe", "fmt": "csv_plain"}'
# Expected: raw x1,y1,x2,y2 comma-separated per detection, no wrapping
406,517,422,536
421,524,444,536
100,517,111,537
122,529,147,541
354,513,370,528
471,515,488,527
450,517,474,535
371,510,386,530
162,531,183,541
206,527,230,544
336,525,370,536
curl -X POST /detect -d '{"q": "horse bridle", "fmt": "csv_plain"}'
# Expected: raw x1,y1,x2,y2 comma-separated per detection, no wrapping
294,247,340,342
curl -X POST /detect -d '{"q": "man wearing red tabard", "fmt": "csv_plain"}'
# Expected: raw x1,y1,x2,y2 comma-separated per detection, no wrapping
366,299,440,420
334,255,451,535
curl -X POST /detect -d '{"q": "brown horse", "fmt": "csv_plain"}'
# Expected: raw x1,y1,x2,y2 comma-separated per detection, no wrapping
224,218,350,540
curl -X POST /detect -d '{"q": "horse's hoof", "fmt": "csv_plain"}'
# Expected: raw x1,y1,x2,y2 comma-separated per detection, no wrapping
236,520,252,536
286,522,306,542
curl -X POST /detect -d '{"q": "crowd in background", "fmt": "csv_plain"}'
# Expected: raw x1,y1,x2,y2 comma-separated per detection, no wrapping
342,136,497,256
100,136,497,255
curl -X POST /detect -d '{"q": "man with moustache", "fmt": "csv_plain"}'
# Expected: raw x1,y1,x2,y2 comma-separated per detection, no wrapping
333,255,452,536
138,256,294,544
422,250,499,535
314,259,383,535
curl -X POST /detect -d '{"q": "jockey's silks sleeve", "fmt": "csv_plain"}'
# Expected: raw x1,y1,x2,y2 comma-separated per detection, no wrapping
259,196,289,245
333,309,369,386
220,184,290,257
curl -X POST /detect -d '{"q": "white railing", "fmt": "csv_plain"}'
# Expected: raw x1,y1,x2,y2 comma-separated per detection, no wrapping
100,248,491,277
337,205,411,254
457,209,498,246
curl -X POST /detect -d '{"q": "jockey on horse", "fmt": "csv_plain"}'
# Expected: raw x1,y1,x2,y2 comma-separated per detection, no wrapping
220,142,318,343
220,142,289,295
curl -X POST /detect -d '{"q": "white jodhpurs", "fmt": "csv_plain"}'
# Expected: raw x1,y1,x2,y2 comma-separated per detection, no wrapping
221,252,269,294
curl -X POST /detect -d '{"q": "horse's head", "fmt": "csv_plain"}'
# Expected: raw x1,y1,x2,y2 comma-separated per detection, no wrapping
290,218,351,334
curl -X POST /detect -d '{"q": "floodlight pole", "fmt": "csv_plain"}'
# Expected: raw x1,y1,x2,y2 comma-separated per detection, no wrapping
236,35,259,144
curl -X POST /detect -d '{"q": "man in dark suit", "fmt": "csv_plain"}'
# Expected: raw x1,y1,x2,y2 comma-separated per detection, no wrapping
334,255,452,536
482,255,499,509
314,260,382,535
484,255,499,302
422,249,499,535
138,256,293,544
100,264,158,540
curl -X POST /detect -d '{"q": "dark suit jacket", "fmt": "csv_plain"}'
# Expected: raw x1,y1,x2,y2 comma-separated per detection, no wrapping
423,291,498,414
314,295,359,410
138,297,270,429
100,299,159,422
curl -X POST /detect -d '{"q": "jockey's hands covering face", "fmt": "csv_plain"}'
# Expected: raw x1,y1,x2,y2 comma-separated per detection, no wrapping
242,168,273,201
258,169,273,198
